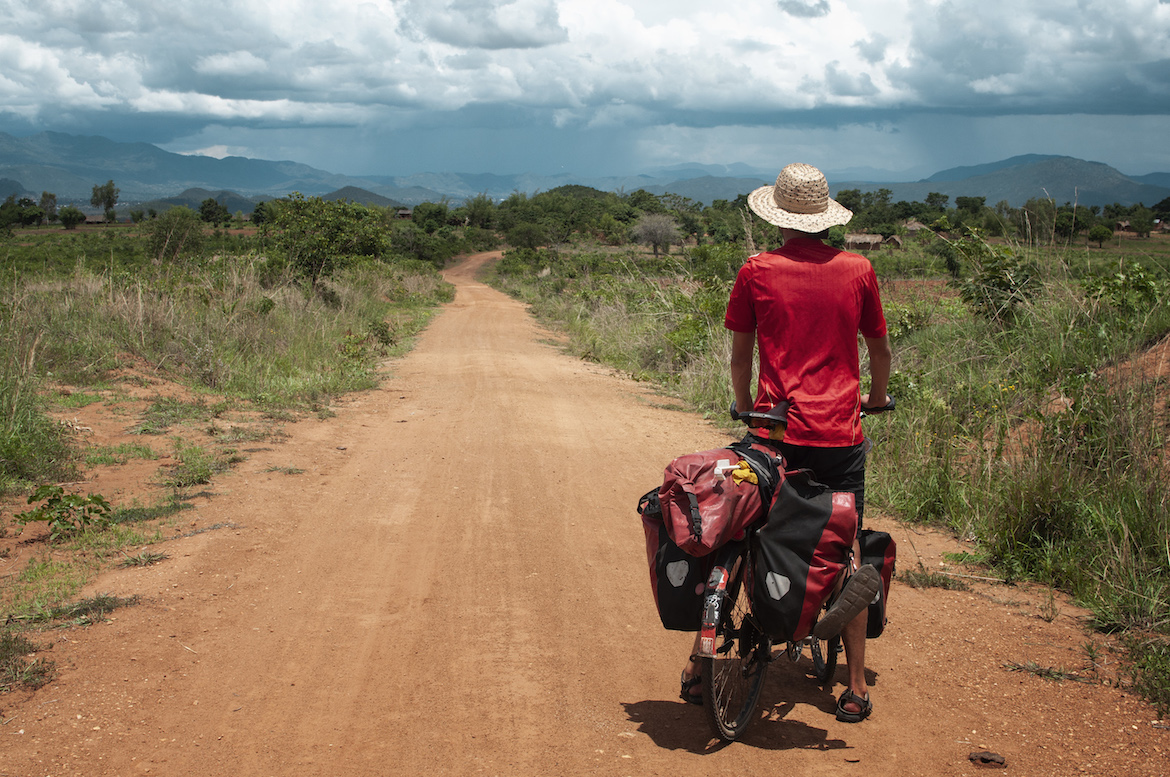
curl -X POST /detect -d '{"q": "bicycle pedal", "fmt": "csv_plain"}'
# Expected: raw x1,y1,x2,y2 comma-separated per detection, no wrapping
813,564,881,640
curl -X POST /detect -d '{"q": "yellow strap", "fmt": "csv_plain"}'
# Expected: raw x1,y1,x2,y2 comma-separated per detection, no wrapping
731,460,758,486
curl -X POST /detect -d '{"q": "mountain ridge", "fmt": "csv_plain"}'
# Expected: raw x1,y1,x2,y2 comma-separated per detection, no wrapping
1,130,1167,209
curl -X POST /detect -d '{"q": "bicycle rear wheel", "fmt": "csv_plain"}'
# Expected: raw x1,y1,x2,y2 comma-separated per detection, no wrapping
702,576,768,741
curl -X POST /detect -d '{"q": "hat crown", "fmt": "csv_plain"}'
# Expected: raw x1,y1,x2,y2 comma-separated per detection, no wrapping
772,163,829,215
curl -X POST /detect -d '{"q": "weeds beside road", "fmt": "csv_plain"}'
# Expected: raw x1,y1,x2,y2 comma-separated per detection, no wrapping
1,219,453,687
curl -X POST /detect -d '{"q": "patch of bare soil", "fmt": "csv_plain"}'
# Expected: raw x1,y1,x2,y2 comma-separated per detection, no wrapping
2,253,1167,776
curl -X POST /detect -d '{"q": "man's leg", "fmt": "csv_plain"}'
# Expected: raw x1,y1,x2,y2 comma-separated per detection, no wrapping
838,537,873,721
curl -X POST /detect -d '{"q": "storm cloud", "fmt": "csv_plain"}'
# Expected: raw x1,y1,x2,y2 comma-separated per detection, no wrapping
1,0,1167,176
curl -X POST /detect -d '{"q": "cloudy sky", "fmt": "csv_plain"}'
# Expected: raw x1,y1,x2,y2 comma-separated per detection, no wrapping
3,0,1169,179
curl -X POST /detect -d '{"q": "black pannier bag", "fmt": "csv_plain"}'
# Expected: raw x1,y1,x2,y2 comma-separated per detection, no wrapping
639,488,713,631
751,469,858,642
858,528,896,638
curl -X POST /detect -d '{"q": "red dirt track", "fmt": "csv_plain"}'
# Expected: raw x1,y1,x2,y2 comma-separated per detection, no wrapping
2,252,1167,776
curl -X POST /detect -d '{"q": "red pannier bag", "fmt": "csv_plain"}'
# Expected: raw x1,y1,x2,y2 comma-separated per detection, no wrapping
656,439,781,557
638,488,712,631
858,529,896,638
751,469,859,643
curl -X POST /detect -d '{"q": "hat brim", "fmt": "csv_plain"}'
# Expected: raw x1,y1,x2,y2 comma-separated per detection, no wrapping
747,185,853,231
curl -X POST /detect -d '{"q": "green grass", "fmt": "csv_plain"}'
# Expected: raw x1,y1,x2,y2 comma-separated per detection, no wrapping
0,632,55,691
112,497,194,524
900,564,971,591
130,397,215,435
160,438,240,492
53,390,103,408
84,442,158,466
119,550,168,567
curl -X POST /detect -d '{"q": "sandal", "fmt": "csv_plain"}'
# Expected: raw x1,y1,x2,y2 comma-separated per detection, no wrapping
835,689,873,723
680,671,703,704
680,655,703,705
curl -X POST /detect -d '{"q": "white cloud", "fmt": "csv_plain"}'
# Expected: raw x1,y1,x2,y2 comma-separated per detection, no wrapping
1,1,1168,175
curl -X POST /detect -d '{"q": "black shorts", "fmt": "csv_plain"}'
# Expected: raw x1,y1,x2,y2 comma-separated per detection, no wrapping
775,440,868,536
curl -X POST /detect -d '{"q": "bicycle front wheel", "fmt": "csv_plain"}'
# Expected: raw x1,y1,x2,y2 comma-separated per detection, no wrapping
702,577,767,741
810,633,840,686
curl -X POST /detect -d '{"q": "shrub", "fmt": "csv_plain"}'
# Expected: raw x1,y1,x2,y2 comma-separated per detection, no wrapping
16,485,113,542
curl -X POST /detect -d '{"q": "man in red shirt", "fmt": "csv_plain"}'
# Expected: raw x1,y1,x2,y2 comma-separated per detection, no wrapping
681,163,891,722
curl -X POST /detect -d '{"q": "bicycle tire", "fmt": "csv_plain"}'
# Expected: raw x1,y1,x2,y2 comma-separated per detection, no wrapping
810,633,840,685
701,575,768,741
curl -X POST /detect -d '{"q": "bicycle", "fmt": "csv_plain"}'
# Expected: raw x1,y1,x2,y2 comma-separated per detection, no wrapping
696,399,893,741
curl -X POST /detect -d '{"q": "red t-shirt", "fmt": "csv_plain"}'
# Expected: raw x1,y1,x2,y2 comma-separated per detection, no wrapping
724,238,887,446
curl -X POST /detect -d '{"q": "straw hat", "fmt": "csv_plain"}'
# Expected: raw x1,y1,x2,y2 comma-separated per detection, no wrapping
747,163,853,232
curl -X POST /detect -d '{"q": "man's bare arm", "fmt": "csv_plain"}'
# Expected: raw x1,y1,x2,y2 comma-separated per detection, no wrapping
731,330,756,411
862,334,892,407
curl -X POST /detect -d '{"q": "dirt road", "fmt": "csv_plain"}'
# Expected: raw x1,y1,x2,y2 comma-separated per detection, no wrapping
3,253,1166,776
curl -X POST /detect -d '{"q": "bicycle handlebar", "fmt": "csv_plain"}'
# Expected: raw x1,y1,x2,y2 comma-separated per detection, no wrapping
730,396,895,426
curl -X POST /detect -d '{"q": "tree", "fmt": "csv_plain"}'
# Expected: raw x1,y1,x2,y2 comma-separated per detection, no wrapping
925,192,950,211
146,206,205,264
506,222,546,251
1129,206,1155,238
955,196,986,215
15,197,44,227
412,201,449,234
58,205,86,230
250,200,273,226
633,214,680,257
199,197,231,225
39,192,58,224
835,189,863,214
1088,224,1113,248
91,180,119,222
267,193,390,285
463,193,496,230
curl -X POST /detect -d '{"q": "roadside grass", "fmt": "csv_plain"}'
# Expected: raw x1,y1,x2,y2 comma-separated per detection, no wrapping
119,550,168,567
487,232,1170,715
1,228,454,686
160,438,244,493
85,442,158,467
0,632,55,692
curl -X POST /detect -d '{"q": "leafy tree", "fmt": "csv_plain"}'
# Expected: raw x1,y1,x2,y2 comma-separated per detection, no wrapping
1088,224,1113,248
835,189,863,214
1153,196,1170,222
146,206,205,264
412,201,449,234
91,180,119,222
1054,211,1078,240
633,214,680,257
463,193,496,230
58,205,86,230
251,200,273,226
626,189,665,214
39,191,58,224
129,210,146,223
199,197,232,226
1015,198,1057,245
506,222,546,251
1130,206,1155,238
15,197,44,227
266,193,390,285
955,196,986,215
925,192,950,211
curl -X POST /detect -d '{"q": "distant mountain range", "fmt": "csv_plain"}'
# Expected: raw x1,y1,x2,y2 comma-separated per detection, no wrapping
1,131,1167,211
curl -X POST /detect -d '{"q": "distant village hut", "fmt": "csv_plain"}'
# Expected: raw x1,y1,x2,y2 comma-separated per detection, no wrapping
844,233,883,251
